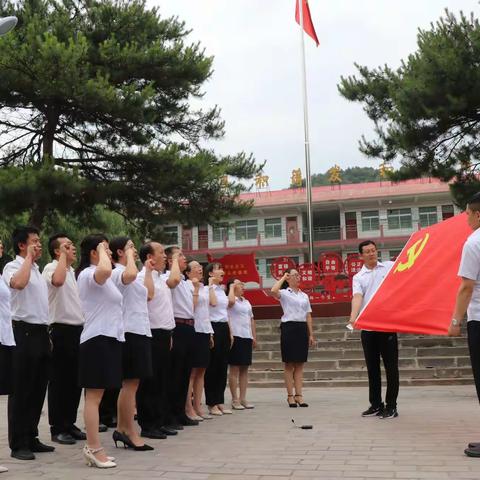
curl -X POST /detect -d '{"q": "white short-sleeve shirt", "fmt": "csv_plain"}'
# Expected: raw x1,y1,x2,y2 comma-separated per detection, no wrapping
228,297,254,338
163,271,194,319
278,288,312,323
111,264,151,337
192,284,214,334
137,268,175,330
209,285,229,323
0,275,14,346
42,260,84,326
77,265,124,344
3,256,48,325
352,261,394,309
458,228,480,321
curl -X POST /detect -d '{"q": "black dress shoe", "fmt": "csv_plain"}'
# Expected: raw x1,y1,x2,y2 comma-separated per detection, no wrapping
159,426,178,436
140,429,167,440
179,415,199,426
51,433,76,445
11,449,35,460
98,423,108,433
68,425,87,441
30,439,55,453
101,417,117,428
165,423,184,431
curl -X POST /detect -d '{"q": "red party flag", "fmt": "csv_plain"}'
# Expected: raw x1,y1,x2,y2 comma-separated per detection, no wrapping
295,0,319,46
354,213,471,335
206,253,260,284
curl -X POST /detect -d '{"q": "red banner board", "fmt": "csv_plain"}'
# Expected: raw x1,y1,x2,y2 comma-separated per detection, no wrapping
207,253,261,284
355,213,472,335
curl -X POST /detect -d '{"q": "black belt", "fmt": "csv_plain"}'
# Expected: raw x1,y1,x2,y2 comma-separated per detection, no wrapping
13,320,48,331
174,317,194,327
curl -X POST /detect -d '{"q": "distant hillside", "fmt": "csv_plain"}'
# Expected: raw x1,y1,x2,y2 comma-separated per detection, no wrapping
310,166,381,186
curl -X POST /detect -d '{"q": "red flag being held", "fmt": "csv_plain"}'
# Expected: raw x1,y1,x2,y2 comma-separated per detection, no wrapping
295,0,319,46
354,213,471,335
207,253,260,285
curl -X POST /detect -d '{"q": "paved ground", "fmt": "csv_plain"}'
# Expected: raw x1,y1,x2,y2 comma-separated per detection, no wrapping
0,386,480,479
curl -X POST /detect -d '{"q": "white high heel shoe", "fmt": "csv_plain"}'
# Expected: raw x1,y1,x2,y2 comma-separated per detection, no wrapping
0,466,8,473
83,445,116,468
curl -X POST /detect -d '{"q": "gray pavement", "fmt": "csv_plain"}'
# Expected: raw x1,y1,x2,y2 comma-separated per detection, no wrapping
0,386,479,479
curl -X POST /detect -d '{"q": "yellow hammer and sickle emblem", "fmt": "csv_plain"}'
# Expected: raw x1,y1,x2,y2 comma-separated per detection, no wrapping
394,233,430,273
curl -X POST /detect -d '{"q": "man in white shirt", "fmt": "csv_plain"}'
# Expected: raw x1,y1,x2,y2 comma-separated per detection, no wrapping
3,226,54,460
136,242,180,439
43,234,85,446
350,240,398,419
448,193,480,457
164,246,199,427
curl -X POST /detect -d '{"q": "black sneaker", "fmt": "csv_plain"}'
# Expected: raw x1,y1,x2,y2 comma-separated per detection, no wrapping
361,404,384,417
379,407,398,419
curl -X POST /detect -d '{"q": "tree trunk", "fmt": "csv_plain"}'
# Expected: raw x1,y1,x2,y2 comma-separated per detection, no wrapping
42,109,59,161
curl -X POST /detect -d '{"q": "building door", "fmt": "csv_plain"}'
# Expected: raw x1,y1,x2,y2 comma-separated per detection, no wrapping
182,227,192,251
198,226,209,249
442,205,454,221
286,217,299,243
345,212,358,239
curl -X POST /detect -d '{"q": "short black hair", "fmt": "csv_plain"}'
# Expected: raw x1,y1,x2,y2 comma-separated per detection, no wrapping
165,245,180,259
468,193,480,212
139,242,154,264
48,233,69,260
12,226,40,255
358,240,377,254
109,236,130,262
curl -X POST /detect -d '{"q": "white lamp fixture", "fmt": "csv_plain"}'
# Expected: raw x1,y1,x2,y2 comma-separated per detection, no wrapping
0,16,17,36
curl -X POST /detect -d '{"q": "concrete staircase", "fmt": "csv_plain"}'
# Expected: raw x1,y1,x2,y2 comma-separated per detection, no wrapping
250,317,474,387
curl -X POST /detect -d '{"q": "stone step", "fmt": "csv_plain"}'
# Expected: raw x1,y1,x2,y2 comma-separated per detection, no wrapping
249,377,475,388
248,365,473,382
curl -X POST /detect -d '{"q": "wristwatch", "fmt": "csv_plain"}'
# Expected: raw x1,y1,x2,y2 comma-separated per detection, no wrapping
451,318,459,326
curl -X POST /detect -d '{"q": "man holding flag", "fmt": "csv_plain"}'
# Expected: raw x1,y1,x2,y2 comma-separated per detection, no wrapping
350,240,399,420
448,192,480,458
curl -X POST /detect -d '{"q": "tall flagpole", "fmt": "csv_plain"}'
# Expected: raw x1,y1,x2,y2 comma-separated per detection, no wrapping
298,0,314,263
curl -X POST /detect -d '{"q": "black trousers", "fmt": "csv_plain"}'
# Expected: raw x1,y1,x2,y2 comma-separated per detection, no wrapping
137,328,173,430
169,322,195,419
468,322,480,402
361,330,399,409
99,388,119,425
48,324,83,435
8,321,51,451
205,322,230,406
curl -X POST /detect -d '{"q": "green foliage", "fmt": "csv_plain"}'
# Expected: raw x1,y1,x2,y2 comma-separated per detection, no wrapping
0,0,260,231
291,166,382,187
338,10,480,207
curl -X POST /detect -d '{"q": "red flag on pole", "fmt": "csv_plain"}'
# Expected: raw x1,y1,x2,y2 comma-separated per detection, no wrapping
295,0,319,46
354,213,471,335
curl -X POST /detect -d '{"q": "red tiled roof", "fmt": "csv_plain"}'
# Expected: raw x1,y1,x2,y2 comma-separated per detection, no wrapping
240,178,450,207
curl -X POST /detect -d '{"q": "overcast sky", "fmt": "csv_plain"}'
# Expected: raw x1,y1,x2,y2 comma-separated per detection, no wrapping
151,0,478,189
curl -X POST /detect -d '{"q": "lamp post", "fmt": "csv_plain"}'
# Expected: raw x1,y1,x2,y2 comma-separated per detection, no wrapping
0,16,17,36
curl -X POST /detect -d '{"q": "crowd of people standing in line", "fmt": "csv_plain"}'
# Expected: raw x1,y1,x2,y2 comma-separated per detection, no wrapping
0,226,315,472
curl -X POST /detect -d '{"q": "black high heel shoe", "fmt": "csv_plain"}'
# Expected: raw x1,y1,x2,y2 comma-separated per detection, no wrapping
112,430,154,451
294,395,309,407
287,395,297,408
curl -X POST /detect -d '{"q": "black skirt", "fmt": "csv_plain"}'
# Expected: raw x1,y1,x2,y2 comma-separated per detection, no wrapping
79,335,123,389
0,344,13,395
191,332,211,368
280,321,309,363
122,332,153,380
229,337,253,366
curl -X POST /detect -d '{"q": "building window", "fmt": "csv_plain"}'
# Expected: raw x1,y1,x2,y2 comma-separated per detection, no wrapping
264,218,282,238
212,223,229,242
361,211,379,231
442,204,454,220
163,226,178,245
419,206,438,228
389,250,402,261
387,208,412,230
235,220,258,241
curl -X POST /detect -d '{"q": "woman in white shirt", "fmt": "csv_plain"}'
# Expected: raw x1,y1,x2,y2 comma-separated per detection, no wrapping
227,279,256,410
76,235,123,469
0,272,14,473
203,263,232,416
271,269,314,408
184,261,216,420
109,237,154,451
